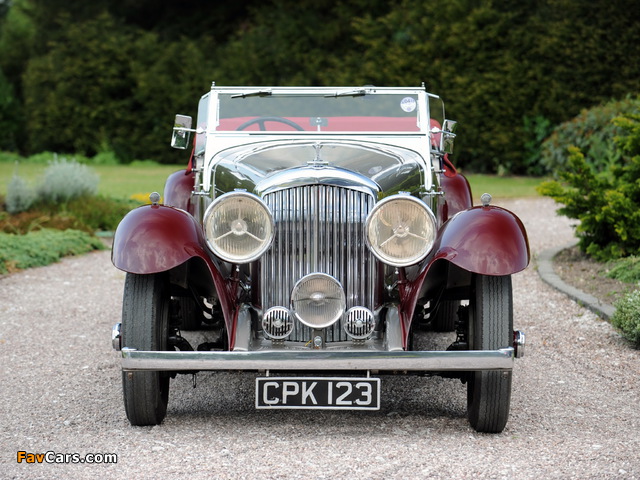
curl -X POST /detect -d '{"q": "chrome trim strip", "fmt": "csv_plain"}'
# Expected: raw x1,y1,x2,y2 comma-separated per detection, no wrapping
121,347,515,372
256,166,380,198
384,306,403,352
514,330,525,359
111,323,122,351
232,307,252,352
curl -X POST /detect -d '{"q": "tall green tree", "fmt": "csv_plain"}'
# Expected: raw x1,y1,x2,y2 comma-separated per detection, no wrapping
212,0,392,85
22,10,217,163
0,68,20,150
0,0,35,94
326,0,640,173
23,12,140,158
5,0,640,170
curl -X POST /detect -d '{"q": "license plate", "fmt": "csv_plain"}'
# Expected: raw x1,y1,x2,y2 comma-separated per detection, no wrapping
256,377,380,410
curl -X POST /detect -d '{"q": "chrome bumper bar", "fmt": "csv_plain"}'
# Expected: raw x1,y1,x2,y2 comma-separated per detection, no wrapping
120,347,516,372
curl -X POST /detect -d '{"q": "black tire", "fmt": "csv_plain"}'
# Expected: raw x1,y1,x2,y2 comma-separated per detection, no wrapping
432,300,460,332
467,274,513,433
121,273,171,426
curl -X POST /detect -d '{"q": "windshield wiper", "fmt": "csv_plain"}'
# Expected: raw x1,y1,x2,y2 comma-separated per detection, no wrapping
231,90,272,99
325,89,367,98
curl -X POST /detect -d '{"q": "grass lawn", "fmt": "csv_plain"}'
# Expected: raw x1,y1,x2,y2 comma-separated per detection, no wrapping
0,161,185,199
94,164,185,198
465,174,544,200
1,159,545,201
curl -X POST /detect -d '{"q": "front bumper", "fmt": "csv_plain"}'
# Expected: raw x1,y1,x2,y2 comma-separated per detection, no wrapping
120,346,518,373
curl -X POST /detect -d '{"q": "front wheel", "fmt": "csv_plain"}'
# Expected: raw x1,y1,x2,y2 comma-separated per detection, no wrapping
466,274,513,433
121,273,171,426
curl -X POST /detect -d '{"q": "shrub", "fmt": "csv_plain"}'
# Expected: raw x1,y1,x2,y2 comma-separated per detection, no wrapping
26,151,90,165
0,228,105,274
538,113,640,261
5,174,36,214
0,151,23,163
606,256,640,283
611,290,640,348
540,96,640,176
36,158,99,204
57,195,133,232
522,115,554,176
1,195,134,234
90,150,120,165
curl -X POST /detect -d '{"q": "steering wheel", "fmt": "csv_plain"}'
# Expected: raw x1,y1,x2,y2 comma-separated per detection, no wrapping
236,116,305,131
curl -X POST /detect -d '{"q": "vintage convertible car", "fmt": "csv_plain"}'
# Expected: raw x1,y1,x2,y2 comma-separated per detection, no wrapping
111,85,529,433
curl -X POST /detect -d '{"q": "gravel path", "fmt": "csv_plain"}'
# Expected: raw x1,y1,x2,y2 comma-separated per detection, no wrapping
1,197,638,479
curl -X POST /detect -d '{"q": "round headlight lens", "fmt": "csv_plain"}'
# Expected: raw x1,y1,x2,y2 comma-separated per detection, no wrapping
291,273,345,329
365,195,437,267
203,192,274,263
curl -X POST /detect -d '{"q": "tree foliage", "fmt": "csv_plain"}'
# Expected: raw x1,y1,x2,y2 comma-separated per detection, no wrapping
21,11,215,162
327,0,640,172
1,0,640,169
0,68,20,150
540,96,640,176
23,13,139,158
538,114,640,261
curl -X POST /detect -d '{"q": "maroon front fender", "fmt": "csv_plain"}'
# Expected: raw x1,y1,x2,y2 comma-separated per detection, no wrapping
397,205,529,348
112,204,208,274
112,204,240,348
434,205,530,276
164,169,195,214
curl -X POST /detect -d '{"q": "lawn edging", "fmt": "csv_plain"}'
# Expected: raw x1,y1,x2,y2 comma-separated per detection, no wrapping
537,241,615,320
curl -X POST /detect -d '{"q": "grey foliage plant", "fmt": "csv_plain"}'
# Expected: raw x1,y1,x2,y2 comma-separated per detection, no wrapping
5,174,37,214
36,158,99,204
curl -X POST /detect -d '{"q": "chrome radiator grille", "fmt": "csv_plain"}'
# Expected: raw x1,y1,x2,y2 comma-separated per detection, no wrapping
262,185,376,342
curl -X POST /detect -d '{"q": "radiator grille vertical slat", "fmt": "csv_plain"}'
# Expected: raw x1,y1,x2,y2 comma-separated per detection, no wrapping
262,185,376,342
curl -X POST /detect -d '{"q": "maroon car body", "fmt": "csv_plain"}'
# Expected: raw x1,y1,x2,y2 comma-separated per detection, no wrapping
111,85,529,432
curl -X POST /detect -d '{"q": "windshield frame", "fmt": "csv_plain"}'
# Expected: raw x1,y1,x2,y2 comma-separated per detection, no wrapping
207,86,437,136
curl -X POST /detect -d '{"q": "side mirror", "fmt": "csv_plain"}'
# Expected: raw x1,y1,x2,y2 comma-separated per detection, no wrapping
441,119,457,154
171,114,193,150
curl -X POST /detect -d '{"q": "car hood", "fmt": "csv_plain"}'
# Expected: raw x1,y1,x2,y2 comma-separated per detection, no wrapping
211,140,427,198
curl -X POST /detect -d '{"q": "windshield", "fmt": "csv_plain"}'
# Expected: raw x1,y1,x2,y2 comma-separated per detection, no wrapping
215,90,423,133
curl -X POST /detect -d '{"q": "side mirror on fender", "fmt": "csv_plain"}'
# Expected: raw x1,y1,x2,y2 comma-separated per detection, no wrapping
171,114,193,150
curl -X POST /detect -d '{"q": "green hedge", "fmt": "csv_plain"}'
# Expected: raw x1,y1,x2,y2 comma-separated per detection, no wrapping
0,228,105,274
539,113,640,261
2,1,640,172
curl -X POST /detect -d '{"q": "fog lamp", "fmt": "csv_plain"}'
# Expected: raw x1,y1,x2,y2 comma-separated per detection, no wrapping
262,307,294,340
290,273,345,329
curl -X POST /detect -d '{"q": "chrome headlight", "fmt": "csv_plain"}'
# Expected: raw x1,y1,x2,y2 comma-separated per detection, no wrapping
365,195,437,267
203,192,274,263
291,273,346,329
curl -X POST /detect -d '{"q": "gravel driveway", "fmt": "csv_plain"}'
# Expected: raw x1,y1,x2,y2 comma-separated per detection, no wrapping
1,197,638,479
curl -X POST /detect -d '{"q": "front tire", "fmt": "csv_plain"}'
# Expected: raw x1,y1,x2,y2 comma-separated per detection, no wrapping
467,274,513,433
121,273,171,426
